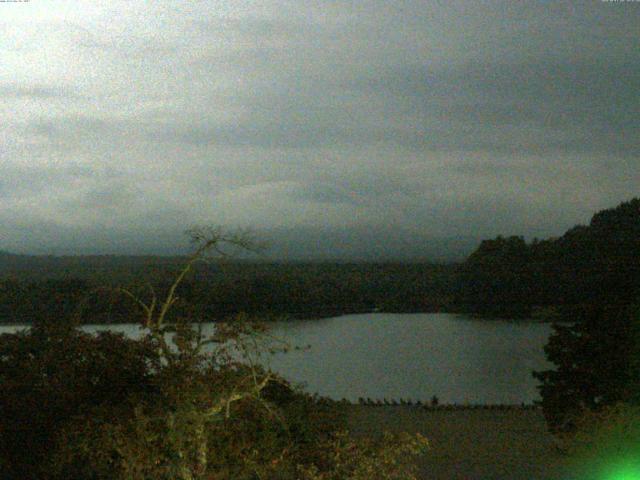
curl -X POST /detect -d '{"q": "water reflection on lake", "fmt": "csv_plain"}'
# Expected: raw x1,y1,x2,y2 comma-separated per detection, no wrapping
0,313,553,404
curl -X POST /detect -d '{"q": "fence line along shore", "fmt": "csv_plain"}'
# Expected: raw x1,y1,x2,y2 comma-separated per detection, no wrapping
312,396,541,410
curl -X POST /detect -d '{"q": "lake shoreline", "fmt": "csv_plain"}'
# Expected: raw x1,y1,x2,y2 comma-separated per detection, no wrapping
1,313,553,405
0,307,555,325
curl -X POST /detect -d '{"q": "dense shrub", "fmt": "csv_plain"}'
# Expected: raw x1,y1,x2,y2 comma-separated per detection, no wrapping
533,303,640,434
0,319,155,479
0,229,428,479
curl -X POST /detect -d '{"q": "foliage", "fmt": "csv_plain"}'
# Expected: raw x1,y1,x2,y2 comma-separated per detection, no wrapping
533,303,640,434
0,262,455,324
454,198,640,437
296,431,428,480
0,318,155,479
457,197,640,317
2,198,639,323
0,227,428,479
456,235,532,317
0,278,92,324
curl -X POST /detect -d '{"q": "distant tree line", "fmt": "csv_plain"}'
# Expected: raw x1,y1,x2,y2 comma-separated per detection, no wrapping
0,262,456,324
455,198,640,317
2,199,640,325
453,198,640,433
2,198,640,446
1,199,639,326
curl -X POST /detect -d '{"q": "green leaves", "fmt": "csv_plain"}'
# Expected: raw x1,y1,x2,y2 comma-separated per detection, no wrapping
0,227,429,479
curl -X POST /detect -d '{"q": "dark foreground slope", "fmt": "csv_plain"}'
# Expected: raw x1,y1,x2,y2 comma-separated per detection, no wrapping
346,405,566,480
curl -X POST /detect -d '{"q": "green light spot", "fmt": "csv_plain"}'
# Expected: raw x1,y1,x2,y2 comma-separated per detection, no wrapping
603,459,640,480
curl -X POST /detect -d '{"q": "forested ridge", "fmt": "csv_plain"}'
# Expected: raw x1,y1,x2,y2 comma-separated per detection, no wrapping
456,197,640,317
1,197,638,323
0,260,455,324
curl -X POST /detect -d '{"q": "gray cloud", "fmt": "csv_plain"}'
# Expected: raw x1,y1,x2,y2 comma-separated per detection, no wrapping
0,84,77,99
1,1,638,257
352,58,640,155
0,163,94,199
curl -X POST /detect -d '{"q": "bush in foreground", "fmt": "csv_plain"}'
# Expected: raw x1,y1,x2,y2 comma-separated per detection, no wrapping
533,302,640,434
0,319,154,479
0,228,428,479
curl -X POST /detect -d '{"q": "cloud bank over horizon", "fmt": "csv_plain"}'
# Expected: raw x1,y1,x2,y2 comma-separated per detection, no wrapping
1,1,638,258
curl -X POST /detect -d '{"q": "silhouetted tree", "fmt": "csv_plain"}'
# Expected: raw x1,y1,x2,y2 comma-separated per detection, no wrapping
0,227,429,480
457,198,640,317
457,235,533,316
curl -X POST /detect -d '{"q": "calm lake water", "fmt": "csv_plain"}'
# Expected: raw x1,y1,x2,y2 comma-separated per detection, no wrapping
0,313,553,404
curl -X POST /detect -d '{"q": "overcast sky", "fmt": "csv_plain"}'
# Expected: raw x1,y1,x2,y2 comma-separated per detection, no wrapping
1,0,638,258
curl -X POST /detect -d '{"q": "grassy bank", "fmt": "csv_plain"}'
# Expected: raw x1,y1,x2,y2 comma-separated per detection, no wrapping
345,405,567,479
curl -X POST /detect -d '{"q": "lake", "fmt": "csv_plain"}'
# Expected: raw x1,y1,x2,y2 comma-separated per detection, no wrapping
0,313,553,404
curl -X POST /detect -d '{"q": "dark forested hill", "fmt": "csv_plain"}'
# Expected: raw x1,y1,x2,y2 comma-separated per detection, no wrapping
0,257,456,324
456,198,640,316
1,198,638,323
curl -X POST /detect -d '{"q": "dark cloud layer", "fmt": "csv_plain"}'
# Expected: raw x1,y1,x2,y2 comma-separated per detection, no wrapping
1,1,638,257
